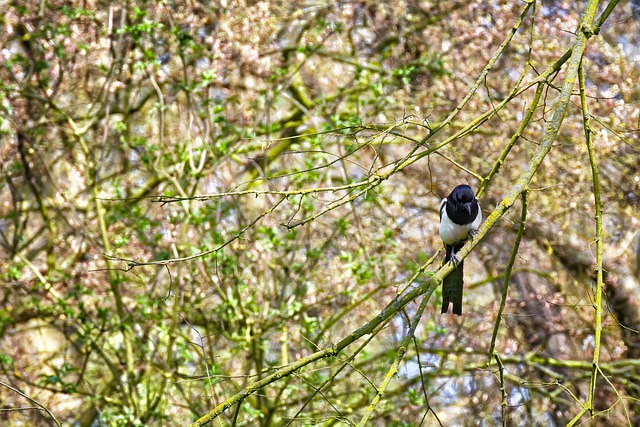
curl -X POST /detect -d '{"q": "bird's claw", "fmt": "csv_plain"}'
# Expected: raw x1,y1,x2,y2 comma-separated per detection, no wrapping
450,253,460,267
469,228,480,239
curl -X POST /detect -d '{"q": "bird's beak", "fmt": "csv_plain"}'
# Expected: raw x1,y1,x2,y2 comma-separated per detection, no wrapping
464,204,471,215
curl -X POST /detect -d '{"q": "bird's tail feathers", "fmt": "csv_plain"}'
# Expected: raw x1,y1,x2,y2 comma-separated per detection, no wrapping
441,259,464,315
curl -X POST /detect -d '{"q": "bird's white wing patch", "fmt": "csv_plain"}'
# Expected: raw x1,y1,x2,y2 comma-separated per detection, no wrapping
439,198,447,220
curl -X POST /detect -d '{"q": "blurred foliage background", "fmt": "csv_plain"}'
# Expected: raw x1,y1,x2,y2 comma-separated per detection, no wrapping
1,0,639,426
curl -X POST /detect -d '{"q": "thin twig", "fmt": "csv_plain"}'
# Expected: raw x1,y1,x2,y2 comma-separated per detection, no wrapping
487,190,527,359
0,381,63,427
580,58,605,420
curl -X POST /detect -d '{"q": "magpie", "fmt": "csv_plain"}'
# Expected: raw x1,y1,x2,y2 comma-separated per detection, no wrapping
439,184,482,315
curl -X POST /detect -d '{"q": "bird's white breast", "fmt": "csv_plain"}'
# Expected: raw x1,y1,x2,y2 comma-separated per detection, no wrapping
439,199,482,245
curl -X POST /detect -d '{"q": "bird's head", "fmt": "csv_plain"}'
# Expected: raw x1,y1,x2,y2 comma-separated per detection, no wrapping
450,185,476,215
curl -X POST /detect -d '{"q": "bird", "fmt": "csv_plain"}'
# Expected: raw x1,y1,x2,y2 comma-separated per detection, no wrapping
439,184,482,315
